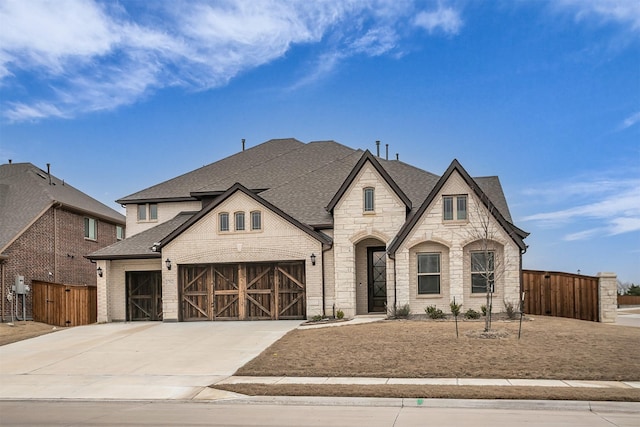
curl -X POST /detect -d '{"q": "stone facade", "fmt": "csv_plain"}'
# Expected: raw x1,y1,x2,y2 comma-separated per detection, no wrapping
332,163,407,318
598,272,618,323
393,171,522,314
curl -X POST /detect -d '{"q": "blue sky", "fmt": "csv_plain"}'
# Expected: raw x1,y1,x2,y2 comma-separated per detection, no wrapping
0,0,638,284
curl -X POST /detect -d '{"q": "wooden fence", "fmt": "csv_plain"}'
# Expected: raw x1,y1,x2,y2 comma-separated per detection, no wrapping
618,295,640,306
522,270,599,322
32,280,97,327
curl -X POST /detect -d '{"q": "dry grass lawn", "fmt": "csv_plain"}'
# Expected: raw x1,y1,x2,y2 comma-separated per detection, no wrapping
237,316,640,381
0,321,59,346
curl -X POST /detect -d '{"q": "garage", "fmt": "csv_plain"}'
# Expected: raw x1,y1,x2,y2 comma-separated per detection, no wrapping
126,271,163,321
179,262,306,321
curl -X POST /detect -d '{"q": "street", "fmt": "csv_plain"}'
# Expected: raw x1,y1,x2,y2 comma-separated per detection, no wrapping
1,400,639,427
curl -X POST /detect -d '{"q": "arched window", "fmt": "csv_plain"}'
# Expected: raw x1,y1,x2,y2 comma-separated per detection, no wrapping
250,211,262,230
219,212,229,232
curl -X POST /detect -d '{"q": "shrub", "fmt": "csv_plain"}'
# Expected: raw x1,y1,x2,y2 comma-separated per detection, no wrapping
336,309,345,320
504,300,518,320
393,303,411,319
464,308,481,319
426,305,446,319
310,314,323,322
480,305,487,316
450,300,462,317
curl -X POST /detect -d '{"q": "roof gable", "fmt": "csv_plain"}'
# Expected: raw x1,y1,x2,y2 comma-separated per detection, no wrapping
158,183,332,249
326,150,412,213
0,162,125,252
388,159,528,255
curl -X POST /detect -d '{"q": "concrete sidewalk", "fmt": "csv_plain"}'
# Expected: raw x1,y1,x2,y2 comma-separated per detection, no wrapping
210,376,640,389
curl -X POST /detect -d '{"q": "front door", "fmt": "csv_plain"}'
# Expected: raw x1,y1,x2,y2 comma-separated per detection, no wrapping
367,247,387,312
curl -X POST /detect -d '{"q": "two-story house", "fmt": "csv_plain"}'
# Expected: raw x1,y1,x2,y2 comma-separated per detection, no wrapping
0,162,126,321
88,138,528,322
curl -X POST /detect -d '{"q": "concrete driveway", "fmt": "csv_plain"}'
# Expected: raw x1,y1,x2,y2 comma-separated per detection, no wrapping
0,321,300,400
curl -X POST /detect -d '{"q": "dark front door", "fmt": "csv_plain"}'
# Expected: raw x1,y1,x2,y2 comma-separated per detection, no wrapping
126,271,162,321
367,247,387,313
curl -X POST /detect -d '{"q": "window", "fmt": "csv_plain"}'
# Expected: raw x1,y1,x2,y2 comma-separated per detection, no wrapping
471,251,495,293
251,211,261,230
235,212,245,231
443,195,467,221
417,253,440,294
84,217,97,240
363,187,375,212
137,203,158,222
116,225,124,240
219,213,229,232
149,203,158,221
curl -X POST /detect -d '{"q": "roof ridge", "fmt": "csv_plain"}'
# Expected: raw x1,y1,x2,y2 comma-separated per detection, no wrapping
260,146,359,195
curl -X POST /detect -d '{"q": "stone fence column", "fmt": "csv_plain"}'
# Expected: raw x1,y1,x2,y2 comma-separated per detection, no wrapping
597,272,617,323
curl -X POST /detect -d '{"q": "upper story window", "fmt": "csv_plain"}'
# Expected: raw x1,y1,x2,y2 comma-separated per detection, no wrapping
219,212,229,232
363,187,375,212
443,195,467,221
251,211,262,231
137,203,158,222
235,212,245,231
471,251,494,294
417,253,440,295
84,217,97,240
116,225,124,240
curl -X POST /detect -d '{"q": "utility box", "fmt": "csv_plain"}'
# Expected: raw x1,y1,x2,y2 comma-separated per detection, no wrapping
14,276,25,294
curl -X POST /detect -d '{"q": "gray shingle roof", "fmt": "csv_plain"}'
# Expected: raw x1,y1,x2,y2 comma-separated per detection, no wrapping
88,212,194,259
0,163,125,252
97,139,524,259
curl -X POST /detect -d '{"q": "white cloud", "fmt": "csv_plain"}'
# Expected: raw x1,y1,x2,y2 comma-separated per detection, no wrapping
2,0,440,121
620,111,640,130
552,0,640,32
521,175,640,240
413,5,463,35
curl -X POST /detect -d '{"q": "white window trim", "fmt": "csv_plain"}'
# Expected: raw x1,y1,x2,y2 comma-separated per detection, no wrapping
443,194,468,223
84,217,97,241
417,252,441,296
363,187,375,213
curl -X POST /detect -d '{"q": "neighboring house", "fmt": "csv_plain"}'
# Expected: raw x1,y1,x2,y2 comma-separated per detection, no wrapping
88,138,528,322
0,162,126,321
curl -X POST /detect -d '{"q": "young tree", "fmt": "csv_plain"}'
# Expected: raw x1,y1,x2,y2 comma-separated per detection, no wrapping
463,194,514,332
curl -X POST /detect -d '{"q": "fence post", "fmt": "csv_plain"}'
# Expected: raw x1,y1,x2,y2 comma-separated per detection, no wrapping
597,272,617,323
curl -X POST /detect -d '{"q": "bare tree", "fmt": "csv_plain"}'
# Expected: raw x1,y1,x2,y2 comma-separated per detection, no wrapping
463,195,513,332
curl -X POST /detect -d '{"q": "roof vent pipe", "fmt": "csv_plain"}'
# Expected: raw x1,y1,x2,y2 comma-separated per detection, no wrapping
386,144,389,160
8,159,11,164
375,140,380,157
46,163,52,185
396,153,399,161
242,139,245,151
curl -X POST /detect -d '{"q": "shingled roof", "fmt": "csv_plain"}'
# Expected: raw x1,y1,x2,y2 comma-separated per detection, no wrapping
0,162,125,253
102,139,522,258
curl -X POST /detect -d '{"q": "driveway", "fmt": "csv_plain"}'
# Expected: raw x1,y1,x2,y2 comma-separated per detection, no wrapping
616,308,640,328
0,321,300,400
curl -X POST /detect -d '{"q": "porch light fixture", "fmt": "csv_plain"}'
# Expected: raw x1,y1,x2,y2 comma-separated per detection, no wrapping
97,267,103,277
165,258,172,270
310,253,316,266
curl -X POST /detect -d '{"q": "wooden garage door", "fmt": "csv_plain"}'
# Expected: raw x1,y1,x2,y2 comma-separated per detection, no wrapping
126,271,162,321
179,262,305,321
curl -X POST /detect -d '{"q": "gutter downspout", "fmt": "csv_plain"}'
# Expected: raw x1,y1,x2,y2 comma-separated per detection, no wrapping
321,243,332,317
388,251,397,313
1,258,5,322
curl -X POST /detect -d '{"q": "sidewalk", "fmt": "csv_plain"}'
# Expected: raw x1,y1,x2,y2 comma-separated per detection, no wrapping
210,375,640,389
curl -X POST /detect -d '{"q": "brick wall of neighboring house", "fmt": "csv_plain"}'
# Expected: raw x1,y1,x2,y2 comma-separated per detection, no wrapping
1,206,121,321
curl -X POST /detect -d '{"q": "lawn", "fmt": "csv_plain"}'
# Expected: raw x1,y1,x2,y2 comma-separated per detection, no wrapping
0,321,59,346
236,316,640,381
216,316,640,401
